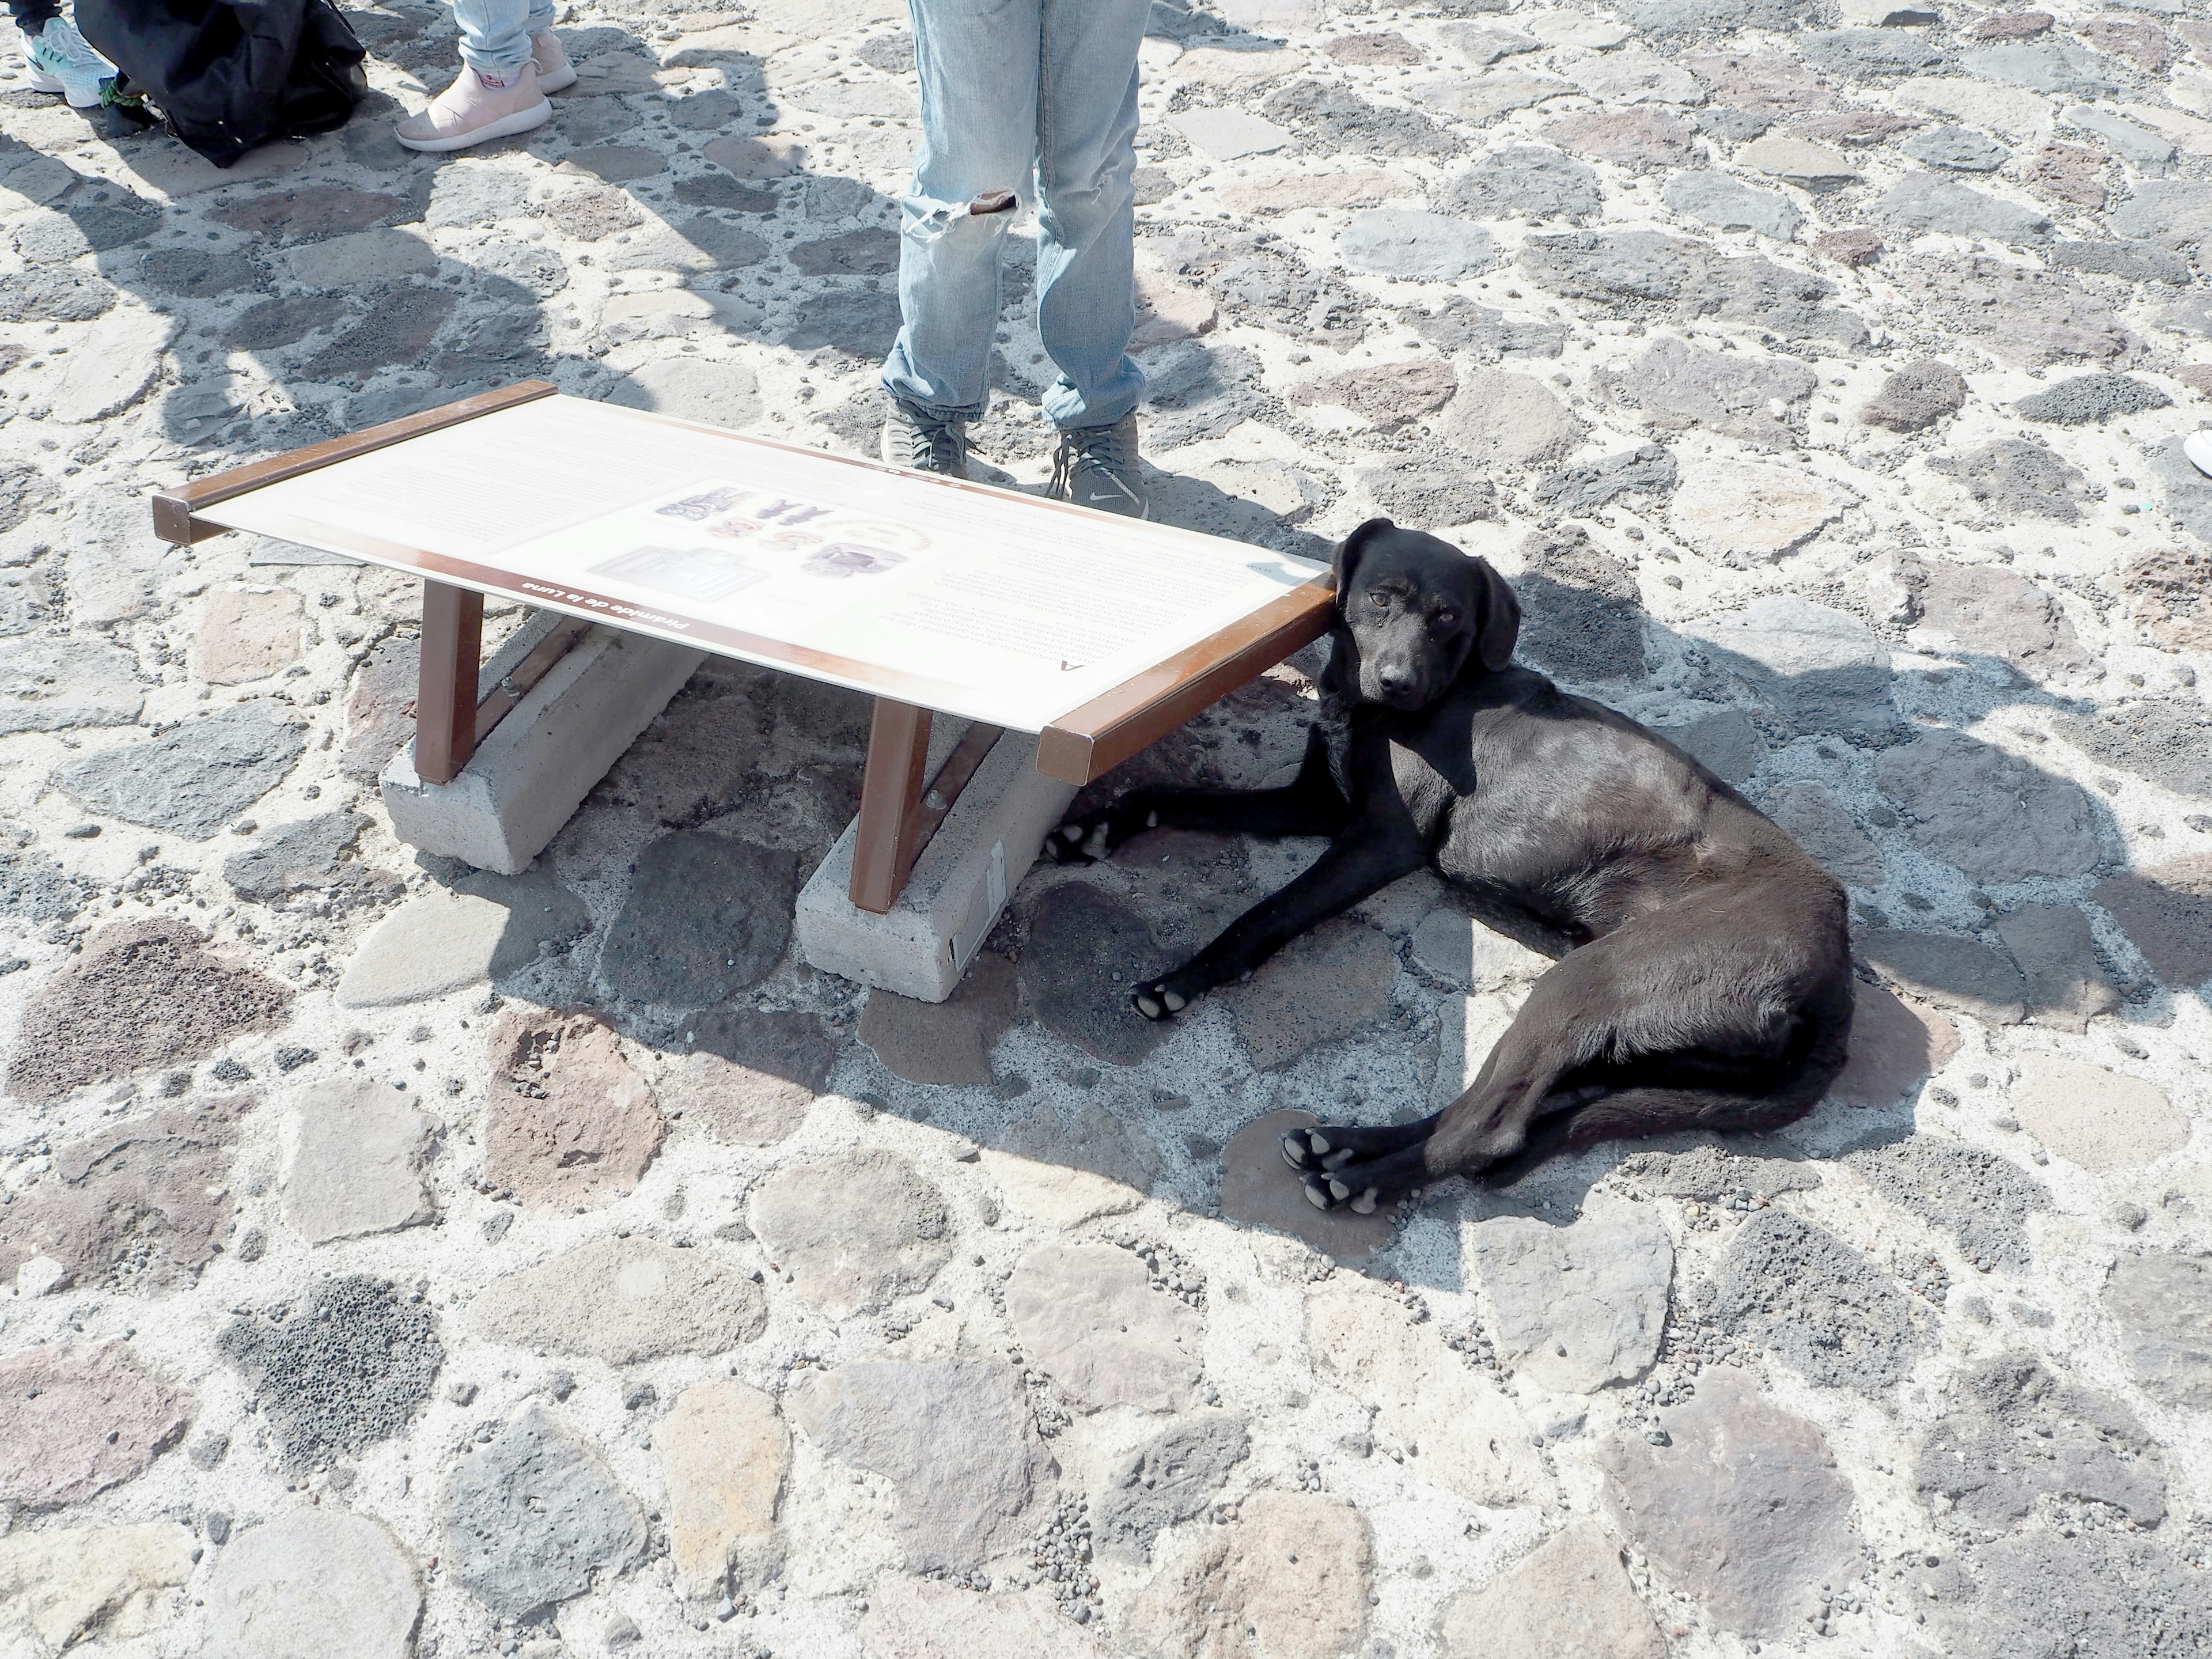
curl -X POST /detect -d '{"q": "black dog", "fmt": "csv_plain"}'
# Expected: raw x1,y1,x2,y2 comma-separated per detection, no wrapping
1046,518,1854,1213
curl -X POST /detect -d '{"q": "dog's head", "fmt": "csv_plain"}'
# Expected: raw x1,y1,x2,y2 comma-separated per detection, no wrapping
1325,518,1520,711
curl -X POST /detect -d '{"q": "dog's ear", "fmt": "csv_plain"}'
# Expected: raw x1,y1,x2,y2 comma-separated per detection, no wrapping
1333,517,1395,594
1472,556,1521,672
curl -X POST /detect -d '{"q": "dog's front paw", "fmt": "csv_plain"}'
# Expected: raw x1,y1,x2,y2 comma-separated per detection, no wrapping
1130,976,1195,1022
1044,811,1114,866
1301,1172,1389,1214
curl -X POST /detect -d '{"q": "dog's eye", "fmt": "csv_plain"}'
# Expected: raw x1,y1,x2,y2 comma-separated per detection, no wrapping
1434,610,1459,628
1368,591,1389,610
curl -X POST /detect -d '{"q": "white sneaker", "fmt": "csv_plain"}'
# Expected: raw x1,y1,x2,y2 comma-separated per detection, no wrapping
531,29,575,93
2183,429,2212,481
394,59,550,153
25,15,115,107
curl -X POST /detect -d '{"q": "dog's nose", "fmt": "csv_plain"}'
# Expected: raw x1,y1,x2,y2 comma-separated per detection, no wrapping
1376,664,1414,695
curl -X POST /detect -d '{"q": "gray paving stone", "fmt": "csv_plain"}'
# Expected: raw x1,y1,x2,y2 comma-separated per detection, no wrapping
1858,927,2029,1024
1543,105,1698,172
2016,372,2169,425
1798,25,1948,76
443,1407,645,1619
1714,1207,1929,1393
1600,1368,1859,1638
206,1509,423,1659
1600,336,1815,447
1961,40,2125,98
1660,171,1800,239
2103,1251,2212,1409
1440,1522,1666,1658
749,1150,950,1317
51,704,306,839
1916,1350,2165,1531
1441,369,1586,469
605,356,764,429
281,1078,436,1244
5,919,290,1104
2009,1054,2183,1169
1873,173,2050,242
1471,1207,1672,1391
599,831,797,1008
1094,1416,1250,1560
0,267,116,323
1514,525,1649,682
1228,918,1397,1069
1859,358,1965,431
225,811,401,913
1218,1108,1396,1262
338,872,589,1007
1006,1243,1204,1412
0,1344,192,1509
1683,597,1895,739
1653,709,1767,783
672,1006,836,1146
859,950,1019,1085
1532,442,1677,516
2092,856,2212,988
1843,1135,2049,1270
1912,560,2087,678
219,1276,442,1467
1016,884,1169,1066
470,1237,767,1362
1873,730,2101,881
1901,123,2009,171
1339,209,1499,279
1990,905,2120,1031
1766,782,1884,887
1130,1492,1372,1659
786,1360,1042,1572
661,1378,786,1598
0,636,143,734
1941,1527,2212,1659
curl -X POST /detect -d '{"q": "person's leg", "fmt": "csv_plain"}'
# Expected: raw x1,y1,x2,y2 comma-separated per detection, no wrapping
1032,0,1150,432
880,0,1043,426
525,0,574,90
9,0,64,36
452,0,535,80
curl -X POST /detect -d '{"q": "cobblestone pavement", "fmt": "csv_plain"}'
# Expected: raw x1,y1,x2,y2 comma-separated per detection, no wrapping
3,0,2212,1653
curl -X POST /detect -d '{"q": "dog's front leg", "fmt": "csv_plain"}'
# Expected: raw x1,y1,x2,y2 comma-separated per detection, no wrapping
1131,829,1423,1020
1046,726,1348,865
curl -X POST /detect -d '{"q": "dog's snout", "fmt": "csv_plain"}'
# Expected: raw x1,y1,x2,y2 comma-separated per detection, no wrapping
1376,662,1415,696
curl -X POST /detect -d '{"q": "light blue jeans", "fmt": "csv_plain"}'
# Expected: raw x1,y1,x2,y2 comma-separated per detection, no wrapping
450,0,554,79
881,0,1150,432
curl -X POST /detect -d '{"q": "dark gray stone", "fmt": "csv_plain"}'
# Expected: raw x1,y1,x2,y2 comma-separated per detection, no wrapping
786,1360,1041,1573
1615,1143,1820,1201
1627,0,1811,35
0,636,143,734
1683,597,1896,743
1990,904,2120,1031
1941,1528,2212,1659
1263,78,1460,159
1842,1136,2049,1271
1873,174,2050,243
669,88,747,130
2103,1251,2212,1410
1901,123,2009,171
673,173,779,211
442,1407,645,1619
224,812,401,913
1714,1208,1927,1395
598,831,797,1007
218,1276,443,1467
1697,106,1772,141
1408,296,1567,361
1655,710,1768,783
1016,884,1169,1066
472,240,568,297
51,706,307,840
1961,40,2126,99
1518,230,1866,346
1798,27,1948,77
1358,463,1498,525
132,249,259,300
1929,438,2088,521
1338,210,1499,281
1916,1351,2165,1531
224,296,334,353
0,267,116,323
1096,1417,1251,1560
1859,359,1966,432
1914,561,2086,679
302,288,459,384
0,845,88,925
782,286,902,357
1599,1368,1858,1639
2147,432,2212,546
1600,337,1815,448
2016,374,2169,424
673,217,769,268
1533,444,1677,516
13,203,157,262
2107,180,2212,249
2046,239,2192,285
1513,526,1648,682
2093,858,2212,989
1661,171,1800,240
789,228,898,277
1874,729,2101,880
1442,145,1601,221
1858,927,2028,1024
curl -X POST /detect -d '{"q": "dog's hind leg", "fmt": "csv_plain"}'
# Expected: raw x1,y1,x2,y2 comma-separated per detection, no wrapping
1046,726,1347,866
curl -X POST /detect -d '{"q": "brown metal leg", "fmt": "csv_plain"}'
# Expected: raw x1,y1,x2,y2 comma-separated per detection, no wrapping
850,699,933,914
416,580,483,786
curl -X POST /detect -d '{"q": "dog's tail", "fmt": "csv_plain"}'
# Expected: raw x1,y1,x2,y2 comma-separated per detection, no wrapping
1478,967,1856,1188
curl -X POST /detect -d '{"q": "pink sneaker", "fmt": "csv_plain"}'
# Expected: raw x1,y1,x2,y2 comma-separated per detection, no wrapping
532,29,575,93
394,59,550,153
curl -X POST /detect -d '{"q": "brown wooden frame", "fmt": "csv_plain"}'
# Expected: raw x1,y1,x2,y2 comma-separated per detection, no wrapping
151,383,1336,916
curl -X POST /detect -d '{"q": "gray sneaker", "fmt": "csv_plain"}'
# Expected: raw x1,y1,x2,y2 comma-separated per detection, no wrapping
883,398,969,478
1049,414,1147,518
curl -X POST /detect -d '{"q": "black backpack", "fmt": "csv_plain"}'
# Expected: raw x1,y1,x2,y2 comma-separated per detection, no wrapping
76,0,369,168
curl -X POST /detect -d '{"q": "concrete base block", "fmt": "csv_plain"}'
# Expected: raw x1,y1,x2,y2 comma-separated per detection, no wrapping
796,724,1077,1003
381,615,705,875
